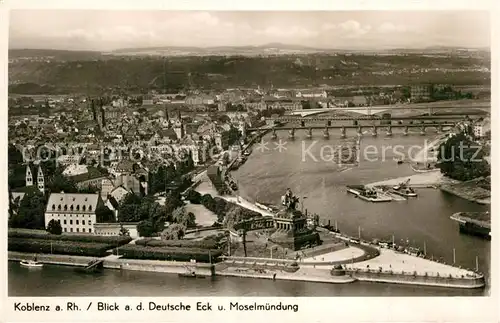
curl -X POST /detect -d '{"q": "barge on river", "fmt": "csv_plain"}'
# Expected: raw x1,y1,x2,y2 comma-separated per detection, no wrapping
450,212,491,239
347,185,392,203
391,179,418,197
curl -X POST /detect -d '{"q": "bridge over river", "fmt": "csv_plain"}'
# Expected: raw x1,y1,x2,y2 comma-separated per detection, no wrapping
248,122,456,138
289,100,490,117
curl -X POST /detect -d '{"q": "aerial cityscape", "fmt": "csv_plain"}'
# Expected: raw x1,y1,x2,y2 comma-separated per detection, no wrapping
7,10,491,297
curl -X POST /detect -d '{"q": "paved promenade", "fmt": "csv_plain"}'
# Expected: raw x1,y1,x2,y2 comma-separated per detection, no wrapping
345,248,477,278
302,247,365,263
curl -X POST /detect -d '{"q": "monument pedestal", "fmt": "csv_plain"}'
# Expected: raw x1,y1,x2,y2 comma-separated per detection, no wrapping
269,209,321,251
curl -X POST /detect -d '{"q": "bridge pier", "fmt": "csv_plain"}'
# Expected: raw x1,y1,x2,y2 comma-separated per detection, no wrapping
271,129,277,139
357,127,362,137
371,126,377,137
288,128,295,139
323,127,330,139
340,127,346,139
306,128,312,139
403,126,409,136
386,126,392,137
420,126,426,136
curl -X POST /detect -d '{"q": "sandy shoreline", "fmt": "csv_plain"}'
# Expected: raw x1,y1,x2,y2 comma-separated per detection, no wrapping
366,170,456,188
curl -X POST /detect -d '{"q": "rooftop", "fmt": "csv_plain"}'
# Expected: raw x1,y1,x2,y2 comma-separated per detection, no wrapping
46,192,100,213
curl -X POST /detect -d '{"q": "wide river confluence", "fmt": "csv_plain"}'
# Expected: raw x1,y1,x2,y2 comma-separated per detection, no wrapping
9,130,490,296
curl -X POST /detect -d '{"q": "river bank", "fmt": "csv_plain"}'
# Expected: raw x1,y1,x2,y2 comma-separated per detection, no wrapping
9,251,215,276
9,233,485,290
366,170,456,188
440,177,491,205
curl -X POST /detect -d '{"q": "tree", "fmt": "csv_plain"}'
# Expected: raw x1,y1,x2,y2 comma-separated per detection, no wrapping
223,127,241,146
160,223,186,240
437,131,490,181
119,224,130,236
8,144,24,166
216,114,231,123
172,206,196,227
47,173,78,193
96,205,116,223
201,193,216,211
122,192,142,206
185,190,201,204
46,219,62,235
137,220,155,237
8,164,27,190
137,198,164,222
8,192,21,218
117,204,139,222
164,192,184,216
10,190,46,229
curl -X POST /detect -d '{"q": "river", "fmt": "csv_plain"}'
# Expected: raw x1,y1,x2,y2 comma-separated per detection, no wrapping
8,130,490,296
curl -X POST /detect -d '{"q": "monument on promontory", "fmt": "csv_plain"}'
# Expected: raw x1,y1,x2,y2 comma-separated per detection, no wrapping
269,188,321,250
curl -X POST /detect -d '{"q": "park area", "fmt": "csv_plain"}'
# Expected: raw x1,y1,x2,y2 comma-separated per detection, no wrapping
7,229,132,257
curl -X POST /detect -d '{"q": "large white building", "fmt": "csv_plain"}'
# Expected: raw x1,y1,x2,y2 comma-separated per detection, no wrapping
45,193,100,234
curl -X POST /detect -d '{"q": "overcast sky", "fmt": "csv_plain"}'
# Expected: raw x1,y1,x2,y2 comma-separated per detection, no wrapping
9,11,490,51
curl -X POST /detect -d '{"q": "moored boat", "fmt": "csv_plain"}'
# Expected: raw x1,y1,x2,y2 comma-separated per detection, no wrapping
178,271,206,279
392,179,418,197
347,185,392,202
391,188,417,198
346,185,364,196
20,260,43,268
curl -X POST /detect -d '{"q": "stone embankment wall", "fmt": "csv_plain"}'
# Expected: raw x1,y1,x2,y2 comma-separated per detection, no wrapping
349,268,485,289
9,252,215,276
9,251,93,267
104,258,215,276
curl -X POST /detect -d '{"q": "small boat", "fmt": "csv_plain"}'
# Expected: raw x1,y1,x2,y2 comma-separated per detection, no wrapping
392,179,418,197
20,260,43,268
178,271,206,279
391,188,417,198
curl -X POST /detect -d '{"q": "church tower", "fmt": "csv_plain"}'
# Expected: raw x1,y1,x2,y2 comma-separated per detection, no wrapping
37,165,45,193
174,111,185,140
25,166,33,187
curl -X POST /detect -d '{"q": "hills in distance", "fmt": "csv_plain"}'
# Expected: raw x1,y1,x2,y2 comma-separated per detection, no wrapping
9,43,490,59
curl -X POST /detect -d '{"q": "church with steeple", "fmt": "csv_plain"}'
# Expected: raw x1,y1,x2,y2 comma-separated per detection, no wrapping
25,164,45,194
173,111,185,140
